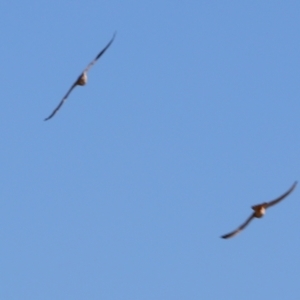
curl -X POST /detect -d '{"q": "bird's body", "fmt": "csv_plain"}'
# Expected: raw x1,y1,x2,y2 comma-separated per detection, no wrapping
76,72,88,86
44,32,116,121
221,181,297,239
252,204,266,218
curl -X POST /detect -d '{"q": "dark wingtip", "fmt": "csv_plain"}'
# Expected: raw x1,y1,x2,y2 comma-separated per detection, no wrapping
111,31,117,43
289,181,298,192
220,233,231,239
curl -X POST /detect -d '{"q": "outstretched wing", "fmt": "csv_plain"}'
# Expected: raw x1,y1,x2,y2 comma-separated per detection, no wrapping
221,213,255,239
266,181,297,208
83,32,116,73
44,81,77,121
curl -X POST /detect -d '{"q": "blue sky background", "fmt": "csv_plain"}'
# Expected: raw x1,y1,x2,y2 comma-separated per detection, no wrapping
1,1,300,299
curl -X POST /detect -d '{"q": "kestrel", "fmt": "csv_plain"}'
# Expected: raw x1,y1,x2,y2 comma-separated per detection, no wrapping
44,32,116,121
221,181,297,239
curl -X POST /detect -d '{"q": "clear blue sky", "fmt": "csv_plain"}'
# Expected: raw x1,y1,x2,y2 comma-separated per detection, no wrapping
1,1,300,299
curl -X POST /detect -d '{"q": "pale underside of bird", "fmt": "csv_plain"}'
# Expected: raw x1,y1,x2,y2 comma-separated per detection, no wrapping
44,32,116,121
221,181,297,239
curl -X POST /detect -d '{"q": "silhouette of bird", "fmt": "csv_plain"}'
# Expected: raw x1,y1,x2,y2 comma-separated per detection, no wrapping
221,181,297,239
44,32,116,121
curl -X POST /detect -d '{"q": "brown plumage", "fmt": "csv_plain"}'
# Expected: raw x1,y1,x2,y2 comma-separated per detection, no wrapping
44,32,116,121
221,181,297,239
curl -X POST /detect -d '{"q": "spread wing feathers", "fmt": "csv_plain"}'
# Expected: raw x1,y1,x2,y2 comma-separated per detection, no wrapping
221,213,255,239
84,32,116,73
44,82,77,121
266,181,297,208
44,32,116,121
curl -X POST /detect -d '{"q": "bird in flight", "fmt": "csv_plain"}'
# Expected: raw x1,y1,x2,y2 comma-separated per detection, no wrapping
44,32,116,121
221,181,297,239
